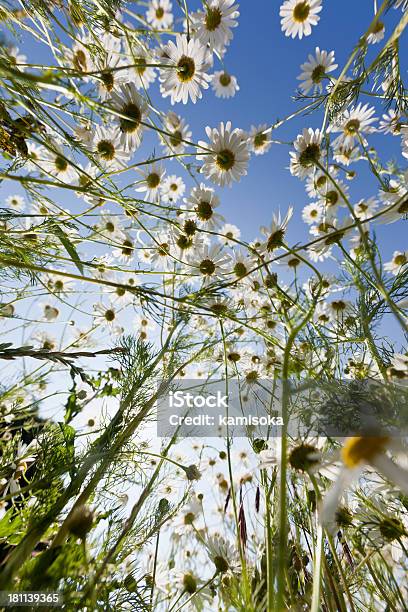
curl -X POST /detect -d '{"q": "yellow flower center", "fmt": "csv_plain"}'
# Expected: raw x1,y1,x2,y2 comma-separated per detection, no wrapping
345,119,360,135
341,436,389,468
216,148,235,171
205,7,222,31
219,72,231,86
120,103,142,133
394,254,407,266
311,64,326,84
177,56,195,82
293,2,310,22
97,139,115,161
146,172,160,188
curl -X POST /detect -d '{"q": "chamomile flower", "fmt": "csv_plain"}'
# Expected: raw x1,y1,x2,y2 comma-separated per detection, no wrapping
384,250,407,275
40,143,77,184
333,144,361,166
297,47,337,94
247,124,272,156
289,128,323,179
189,244,231,285
133,313,156,341
329,103,377,149
92,125,129,169
302,201,324,225
211,70,239,98
126,43,157,91
354,197,378,221
135,163,166,202
367,21,385,44
146,0,174,29
161,112,192,155
378,175,408,223
112,234,136,263
260,207,294,253
66,36,93,76
6,194,25,211
96,210,125,241
218,223,241,246
41,303,60,321
161,175,186,203
159,34,211,105
93,40,129,101
109,83,149,152
280,0,322,39
197,121,250,187
321,437,408,528
93,302,121,330
387,353,408,379
191,0,239,53
378,110,404,135
185,183,225,229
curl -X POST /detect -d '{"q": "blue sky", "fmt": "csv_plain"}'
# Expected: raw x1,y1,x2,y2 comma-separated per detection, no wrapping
1,0,407,256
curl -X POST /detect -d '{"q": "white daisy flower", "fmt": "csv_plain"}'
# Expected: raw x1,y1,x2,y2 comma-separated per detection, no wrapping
280,0,322,39
146,0,173,29
65,36,93,76
384,250,407,275
184,183,225,229
109,83,149,152
297,47,338,95
211,70,239,98
40,143,77,184
135,163,166,202
189,244,231,285
378,110,403,135
45,270,74,295
354,197,378,220
32,331,57,351
367,21,385,44
5,194,25,211
320,437,408,528
218,223,241,246
289,127,323,179
378,174,408,223
96,210,125,241
333,144,362,166
197,121,250,187
93,302,118,328
387,353,408,379
133,313,156,341
41,303,60,321
112,234,136,263
161,112,192,155
126,43,157,91
92,36,129,100
302,201,324,225
191,0,239,53
92,125,129,169
159,34,211,105
160,175,186,203
247,124,272,156
260,207,294,254
329,103,377,149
